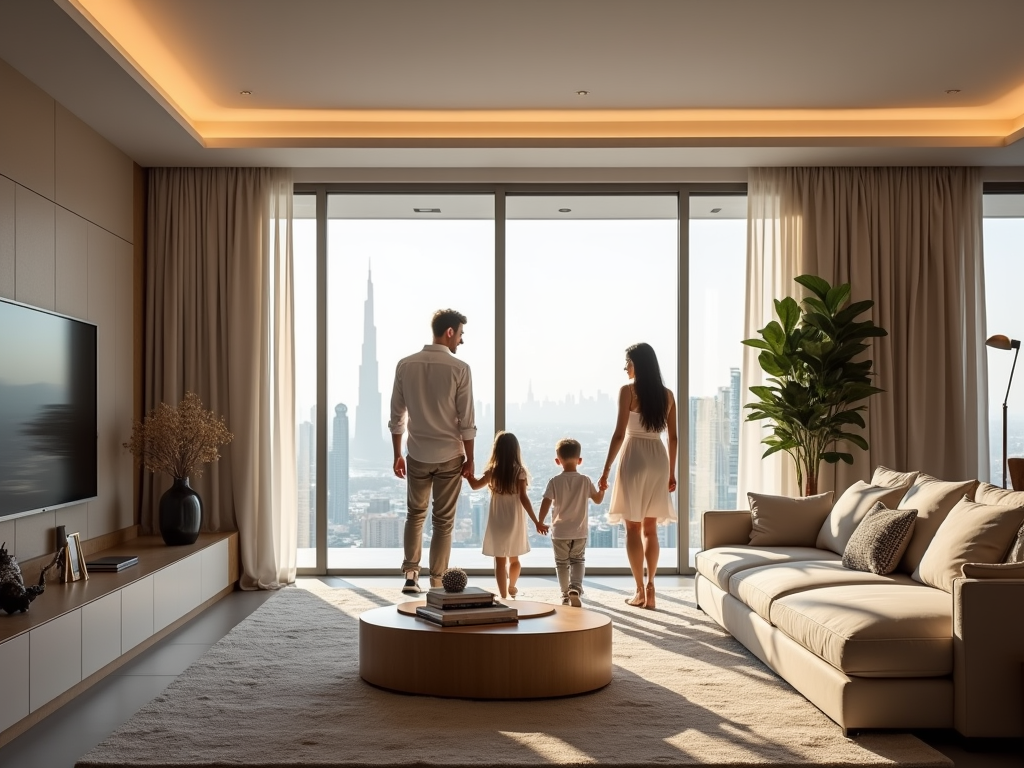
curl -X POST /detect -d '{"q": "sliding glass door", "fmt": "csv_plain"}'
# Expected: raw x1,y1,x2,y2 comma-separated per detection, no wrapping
294,184,746,575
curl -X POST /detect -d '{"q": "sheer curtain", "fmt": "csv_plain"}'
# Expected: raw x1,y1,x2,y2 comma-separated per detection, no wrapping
144,168,297,588
739,167,988,502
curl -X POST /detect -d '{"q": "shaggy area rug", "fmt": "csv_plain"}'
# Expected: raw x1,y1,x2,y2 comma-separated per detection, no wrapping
77,582,951,767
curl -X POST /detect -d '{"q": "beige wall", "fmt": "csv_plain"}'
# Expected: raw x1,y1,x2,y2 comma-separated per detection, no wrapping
0,56,135,561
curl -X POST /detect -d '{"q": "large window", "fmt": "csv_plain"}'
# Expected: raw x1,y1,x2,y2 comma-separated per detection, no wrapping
687,195,747,567
983,192,1024,487
295,185,745,574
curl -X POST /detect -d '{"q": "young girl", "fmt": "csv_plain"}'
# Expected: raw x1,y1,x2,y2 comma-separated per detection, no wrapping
469,431,548,598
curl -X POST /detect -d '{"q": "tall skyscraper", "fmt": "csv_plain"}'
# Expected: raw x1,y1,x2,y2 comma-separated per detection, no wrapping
353,267,388,463
329,403,350,525
728,367,741,509
297,418,314,549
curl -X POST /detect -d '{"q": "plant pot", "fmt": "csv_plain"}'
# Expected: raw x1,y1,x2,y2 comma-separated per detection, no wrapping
159,477,202,546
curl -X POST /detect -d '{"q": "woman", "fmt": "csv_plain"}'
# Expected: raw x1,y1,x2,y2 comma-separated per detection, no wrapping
599,343,678,609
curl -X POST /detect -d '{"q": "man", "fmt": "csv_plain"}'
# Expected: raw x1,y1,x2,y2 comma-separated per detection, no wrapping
389,308,476,593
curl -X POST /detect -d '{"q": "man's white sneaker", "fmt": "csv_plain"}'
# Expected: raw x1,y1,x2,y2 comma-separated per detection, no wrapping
401,571,421,594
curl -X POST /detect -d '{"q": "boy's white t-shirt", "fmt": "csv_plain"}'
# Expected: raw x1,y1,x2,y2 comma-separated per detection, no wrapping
542,472,598,540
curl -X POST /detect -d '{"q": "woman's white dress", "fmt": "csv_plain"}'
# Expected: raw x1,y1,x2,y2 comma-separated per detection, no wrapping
608,411,676,524
481,470,531,557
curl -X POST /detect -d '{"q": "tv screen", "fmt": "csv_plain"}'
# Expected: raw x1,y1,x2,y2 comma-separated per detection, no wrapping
0,298,97,520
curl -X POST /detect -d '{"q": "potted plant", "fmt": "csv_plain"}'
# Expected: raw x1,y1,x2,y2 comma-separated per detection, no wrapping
742,275,887,496
124,392,233,545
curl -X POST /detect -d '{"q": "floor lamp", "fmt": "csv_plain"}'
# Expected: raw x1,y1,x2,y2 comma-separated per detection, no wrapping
986,334,1021,488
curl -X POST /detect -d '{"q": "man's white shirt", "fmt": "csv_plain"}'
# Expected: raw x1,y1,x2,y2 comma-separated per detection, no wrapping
388,344,476,463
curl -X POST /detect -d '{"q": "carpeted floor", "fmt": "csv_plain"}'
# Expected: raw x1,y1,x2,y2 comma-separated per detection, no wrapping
77,582,952,767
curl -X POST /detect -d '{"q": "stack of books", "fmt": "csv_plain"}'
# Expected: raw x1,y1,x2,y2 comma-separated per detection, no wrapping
84,555,138,573
415,586,518,627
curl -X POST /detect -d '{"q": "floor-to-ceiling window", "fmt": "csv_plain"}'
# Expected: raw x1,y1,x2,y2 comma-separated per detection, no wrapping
294,184,745,575
982,190,1024,487
687,194,747,567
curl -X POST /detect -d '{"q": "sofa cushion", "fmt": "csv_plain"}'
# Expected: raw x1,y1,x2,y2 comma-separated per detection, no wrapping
816,480,912,555
729,559,916,622
871,466,919,489
842,503,917,575
974,483,1024,563
747,491,834,546
896,474,978,573
961,562,1024,579
770,584,953,677
694,546,837,592
913,497,1024,592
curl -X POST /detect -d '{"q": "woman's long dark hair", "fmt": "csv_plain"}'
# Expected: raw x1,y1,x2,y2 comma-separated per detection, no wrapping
484,431,528,495
627,342,668,432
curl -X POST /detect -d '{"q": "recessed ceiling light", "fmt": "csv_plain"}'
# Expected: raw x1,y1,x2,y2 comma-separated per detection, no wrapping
414,208,441,213
239,90,252,96
558,208,572,213
945,89,961,95
576,90,589,96
710,208,722,213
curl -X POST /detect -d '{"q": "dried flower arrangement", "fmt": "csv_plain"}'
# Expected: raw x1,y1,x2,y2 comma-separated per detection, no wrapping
123,392,233,479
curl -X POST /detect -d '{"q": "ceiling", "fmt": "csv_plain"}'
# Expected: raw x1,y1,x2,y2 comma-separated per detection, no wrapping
3,0,1024,169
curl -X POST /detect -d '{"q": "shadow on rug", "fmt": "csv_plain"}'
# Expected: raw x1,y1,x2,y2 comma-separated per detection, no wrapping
77,582,951,767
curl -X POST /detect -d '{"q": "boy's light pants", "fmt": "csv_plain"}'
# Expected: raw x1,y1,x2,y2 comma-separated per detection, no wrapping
552,538,586,596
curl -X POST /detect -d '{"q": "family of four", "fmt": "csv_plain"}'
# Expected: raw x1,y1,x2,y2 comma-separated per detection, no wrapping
388,309,678,610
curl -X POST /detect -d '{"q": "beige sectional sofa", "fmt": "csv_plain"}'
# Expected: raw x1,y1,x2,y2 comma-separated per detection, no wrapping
695,468,1024,737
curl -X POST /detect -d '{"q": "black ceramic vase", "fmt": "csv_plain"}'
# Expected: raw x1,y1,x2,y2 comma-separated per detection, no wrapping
159,477,202,546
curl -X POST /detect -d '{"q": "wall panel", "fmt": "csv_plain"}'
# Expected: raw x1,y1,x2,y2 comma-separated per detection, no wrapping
0,58,54,200
114,236,135,530
55,105,133,244
0,175,13,298
55,206,88,319
14,185,55,310
14,508,55,563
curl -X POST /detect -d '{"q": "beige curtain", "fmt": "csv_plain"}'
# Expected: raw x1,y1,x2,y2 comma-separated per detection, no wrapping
144,168,297,589
739,167,988,502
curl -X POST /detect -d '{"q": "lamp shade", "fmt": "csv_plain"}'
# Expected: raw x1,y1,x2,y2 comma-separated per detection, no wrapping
987,334,1021,350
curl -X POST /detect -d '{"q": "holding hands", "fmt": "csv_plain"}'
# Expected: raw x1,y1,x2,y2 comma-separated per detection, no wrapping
534,520,549,536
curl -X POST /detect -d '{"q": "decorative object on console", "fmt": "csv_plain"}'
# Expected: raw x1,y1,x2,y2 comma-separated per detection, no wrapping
1009,458,1024,492
40,524,69,583
441,566,468,592
85,555,139,572
0,542,46,614
65,531,88,582
743,274,887,496
124,392,233,545
985,334,1020,489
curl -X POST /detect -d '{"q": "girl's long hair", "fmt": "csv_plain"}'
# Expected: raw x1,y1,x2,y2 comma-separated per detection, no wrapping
627,342,668,432
484,431,528,494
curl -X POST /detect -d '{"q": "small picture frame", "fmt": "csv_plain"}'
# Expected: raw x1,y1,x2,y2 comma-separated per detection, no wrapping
64,532,88,582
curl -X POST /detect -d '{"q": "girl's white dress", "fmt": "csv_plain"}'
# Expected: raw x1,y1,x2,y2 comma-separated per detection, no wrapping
481,469,531,557
608,411,677,524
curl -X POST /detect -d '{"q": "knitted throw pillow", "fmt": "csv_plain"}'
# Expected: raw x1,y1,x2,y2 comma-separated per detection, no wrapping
842,503,918,575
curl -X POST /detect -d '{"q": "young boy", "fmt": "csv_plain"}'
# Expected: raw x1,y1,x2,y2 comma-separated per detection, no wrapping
538,438,605,606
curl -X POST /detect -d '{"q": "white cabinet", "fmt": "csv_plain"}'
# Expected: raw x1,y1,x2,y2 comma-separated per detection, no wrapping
153,554,202,632
0,634,29,732
82,591,121,678
121,575,154,653
201,539,229,603
30,611,81,711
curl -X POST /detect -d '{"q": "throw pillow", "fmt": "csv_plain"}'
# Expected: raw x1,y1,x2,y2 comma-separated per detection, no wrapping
1006,525,1024,563
747,491,834,547
871,466,919,489
974,482,1024,507
961,562,1024,579
913,497,1024,593
816,480,912,555
842,502,918,575
896,474,978,573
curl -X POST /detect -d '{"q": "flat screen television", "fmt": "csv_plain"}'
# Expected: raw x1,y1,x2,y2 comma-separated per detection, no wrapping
0,297,97,520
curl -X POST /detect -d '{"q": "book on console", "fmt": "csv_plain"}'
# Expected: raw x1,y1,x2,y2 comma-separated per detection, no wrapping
85,555,139,572
415,603,518,627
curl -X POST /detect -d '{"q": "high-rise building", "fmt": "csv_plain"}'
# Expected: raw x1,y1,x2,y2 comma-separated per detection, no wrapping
353,267,388,464
728,367,741,509
363,514,403,548
329,403,350,525
297,418,314,549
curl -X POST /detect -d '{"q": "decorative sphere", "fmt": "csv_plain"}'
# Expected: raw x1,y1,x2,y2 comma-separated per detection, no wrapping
441,567,468,593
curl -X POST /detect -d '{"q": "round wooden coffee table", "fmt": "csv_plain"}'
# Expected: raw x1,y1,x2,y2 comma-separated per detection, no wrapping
359,601,612,699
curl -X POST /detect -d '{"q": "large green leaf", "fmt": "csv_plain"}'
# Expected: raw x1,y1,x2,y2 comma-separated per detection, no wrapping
775,296,801,335
741,339,773,351
758,351,786,377
761,321,786,354
795,274,831,300
825,283,851,313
